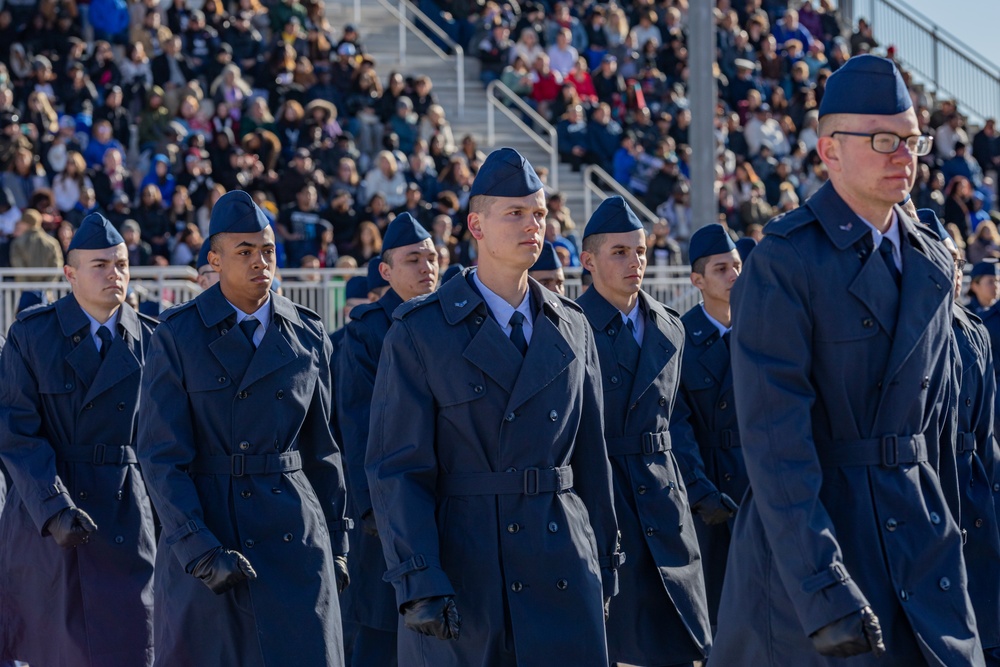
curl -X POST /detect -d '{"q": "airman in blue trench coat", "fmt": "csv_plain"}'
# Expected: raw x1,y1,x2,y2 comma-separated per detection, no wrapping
711,56,984,666
669,225,747,627
138,191,351,667
366,148,622,667
336,214,439,667
0,214,157,667
577,196,711,667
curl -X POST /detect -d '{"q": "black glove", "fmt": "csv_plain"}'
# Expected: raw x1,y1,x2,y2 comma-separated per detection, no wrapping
693,491,739,526
402,595,461,640
334,555,350,593
811,606,886,658
604,597,611,621
45,507,98,548
361,510,379,537
188,546,258,595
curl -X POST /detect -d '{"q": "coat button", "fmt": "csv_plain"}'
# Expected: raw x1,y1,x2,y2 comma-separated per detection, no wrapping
885,518,897,531
244,539,255,548
117,402,126,411
862,318,874,328
900,589,909,600
921,377,930,389
966,398,972,406
505,412,516,422
607,327,616,337
507,523,520,533
221,329,229,335
84,402,93,410
718,401,728,410
72,335,81,343
723,473,733,482
610,376,619,384
238,391,248,399
659,396,667,406
549,410,558,421
704,377,711,384
548,522,558,532
473,385,483,393
239,441,250,450
994,483,1000,493
637,485,647,494
218,376,226,384
939,577,950,591
284,533,293,542
79,491,88,500
556,579,568,590
241,490,252,499
65,383,73,390
929,512,940,525
115,536,124,544
116,491,123,501
506,467,517,473
975,518,984,528
474,317,484,325
510,581,523,592
645,527,655,536
275,390,284,399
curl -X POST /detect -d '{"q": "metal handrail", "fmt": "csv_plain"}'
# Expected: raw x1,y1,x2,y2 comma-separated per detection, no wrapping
372,0,465,118
582,164,660,230
485,79,559,191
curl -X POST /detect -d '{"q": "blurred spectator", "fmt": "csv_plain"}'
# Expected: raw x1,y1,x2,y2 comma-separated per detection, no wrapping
10,208,62,279
361,150,407,208
121,219,154,266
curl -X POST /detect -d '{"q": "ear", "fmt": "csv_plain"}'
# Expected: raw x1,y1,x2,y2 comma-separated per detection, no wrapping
63,264,74,283
816,135,840,174
208,249,221,272
467,211,485,241
689,271,704,290
580,250,596,272
378,261,391,282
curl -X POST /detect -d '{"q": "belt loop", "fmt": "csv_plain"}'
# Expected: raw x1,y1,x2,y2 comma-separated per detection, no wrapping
881,435,899,468
642,433,655,455
523,467,539,495
92,443,106,465
231,454,246,477
721,430,732,449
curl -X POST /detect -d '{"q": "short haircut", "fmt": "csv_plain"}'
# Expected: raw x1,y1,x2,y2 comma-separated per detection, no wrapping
380,247,396,266
209,233,227,254
469,194,499,216
581,233,606,255
817,113,845,136
691,256,709,275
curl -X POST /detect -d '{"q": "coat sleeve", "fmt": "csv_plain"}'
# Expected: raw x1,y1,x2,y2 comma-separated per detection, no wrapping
569,321,620,599
731,236,869,636
300,330,351,555
137,322,224,568
365,318,455,607
336,319,378,518
0,323,74,532
668,389,718,505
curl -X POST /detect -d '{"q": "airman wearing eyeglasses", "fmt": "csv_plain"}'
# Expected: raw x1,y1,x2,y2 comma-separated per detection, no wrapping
712,55,986,666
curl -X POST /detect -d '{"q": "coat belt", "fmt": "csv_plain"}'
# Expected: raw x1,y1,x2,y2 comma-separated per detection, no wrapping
604,431,671,457
59,444,137,466
702,429,741,449
817,434,927,469
437,466,574,496
956,432,977,454
189,451,303,477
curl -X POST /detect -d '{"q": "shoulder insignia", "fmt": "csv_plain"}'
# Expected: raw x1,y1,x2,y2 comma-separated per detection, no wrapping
293,302,322,320
136,311,160,327
350,301,382,320
763,206,815,238
394,292,439,320
159,299,198,321
15,302,55,321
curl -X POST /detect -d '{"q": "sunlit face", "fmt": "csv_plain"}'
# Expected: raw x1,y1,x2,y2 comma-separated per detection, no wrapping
581,230,647,302
209,227,276,305
380,238,439,301
970,274,1000,308
691,250,741,306
65,244,129,313
468,191,547,272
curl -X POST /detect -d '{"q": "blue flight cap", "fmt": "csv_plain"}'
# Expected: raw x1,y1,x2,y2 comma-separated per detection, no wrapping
208,190,270,237
530,241,561,271
583,196,643,240
688,223,737,264
442,264,465,283
915,208,949,243
469,147,544,198
818,55,911,118
345,276,369,300
969,260,1000,280
735,237,757,262
367,255,389,291
196,239,212,268
382,212,431,251
67,212,125,251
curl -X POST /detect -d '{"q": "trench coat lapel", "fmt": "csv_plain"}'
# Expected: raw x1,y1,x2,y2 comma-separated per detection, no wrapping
82,306,141,404
507,281,575,411
687,306,730,387
57,296,100,389
628,293,678,408
239,295,299,390
198,284,255,383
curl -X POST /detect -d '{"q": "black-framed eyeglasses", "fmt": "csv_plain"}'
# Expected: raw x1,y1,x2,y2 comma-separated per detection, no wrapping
830,131,934,157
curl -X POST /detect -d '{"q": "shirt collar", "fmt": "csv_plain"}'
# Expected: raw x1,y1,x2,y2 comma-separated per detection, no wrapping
699,303,729,337
620,302,641,329
83,307,118,341
857,209,900,252
226,296,272,329
473,269,531,326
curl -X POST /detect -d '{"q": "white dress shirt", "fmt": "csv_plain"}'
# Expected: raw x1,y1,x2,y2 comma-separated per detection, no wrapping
473,269,534,345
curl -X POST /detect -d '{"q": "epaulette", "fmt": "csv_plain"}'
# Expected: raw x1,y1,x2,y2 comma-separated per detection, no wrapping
394,291,438,320
15,302,55,321
293,302,322,321
761,206,815,238
349,301,382,321
136,311,160,327
159,299,198,321
910,218,942,243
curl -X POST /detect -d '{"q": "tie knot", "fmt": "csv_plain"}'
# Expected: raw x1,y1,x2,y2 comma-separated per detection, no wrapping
240,317,259,345
624,316,635,332
509,311,525,327
97,325,113,343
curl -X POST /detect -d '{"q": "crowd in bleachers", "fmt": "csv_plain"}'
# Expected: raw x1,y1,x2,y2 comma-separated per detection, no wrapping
0,0,997,282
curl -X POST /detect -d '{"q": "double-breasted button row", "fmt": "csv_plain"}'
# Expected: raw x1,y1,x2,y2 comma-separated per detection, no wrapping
511,581,523,592
238,391,248,399
505,412,516,422
507,523,520,533
239,441,250,450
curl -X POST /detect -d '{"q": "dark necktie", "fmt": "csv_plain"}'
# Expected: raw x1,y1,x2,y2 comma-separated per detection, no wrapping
879,237,902,289
722,330,731,350
97,326,113,360
624,316,639,350
240,317,259,349
508,311,528,356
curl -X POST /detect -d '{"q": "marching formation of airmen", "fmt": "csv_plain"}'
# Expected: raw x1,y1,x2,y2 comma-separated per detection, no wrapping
0,54,998,667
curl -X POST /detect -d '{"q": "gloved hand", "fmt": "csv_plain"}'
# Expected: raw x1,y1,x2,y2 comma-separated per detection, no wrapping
361,510,379,537
810,606,886,658
334,555,350,593
45,507,98,548
188,546,257,595
692,491,739,526
604,597,611,621
402,595,461,640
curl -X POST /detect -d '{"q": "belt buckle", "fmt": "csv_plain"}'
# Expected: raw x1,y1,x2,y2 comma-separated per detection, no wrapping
232,454,246,477
92,443,106,465
523,467,539,495
721,430,733,450
642,433,656,455
881,435,899,468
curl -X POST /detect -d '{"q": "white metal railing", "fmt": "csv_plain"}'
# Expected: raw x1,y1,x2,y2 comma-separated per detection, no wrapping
372,0,465,119
582,164,660,231
0,267,700,333
485,79,559,192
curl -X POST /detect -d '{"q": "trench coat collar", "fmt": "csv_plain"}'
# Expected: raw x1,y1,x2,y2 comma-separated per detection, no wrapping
82,305,144,404
628,291,679,407
805,182,876,250
378,288,404,320
58,295,101,388
440,267,571,326
577,284,626,333
684,304,731,386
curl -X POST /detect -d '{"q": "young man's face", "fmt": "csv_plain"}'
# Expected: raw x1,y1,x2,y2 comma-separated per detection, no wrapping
582,230,647,302
65,244,130,314
691,250,741,306
468,191,547,272
380,238,439,301
209,227,276,305
529,267,566,295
